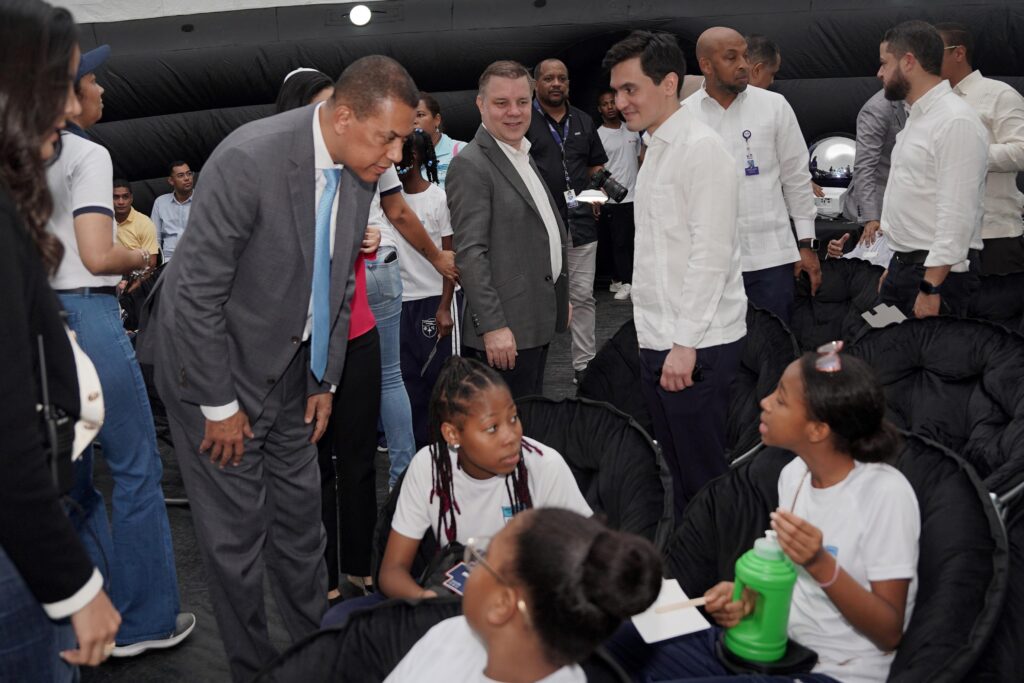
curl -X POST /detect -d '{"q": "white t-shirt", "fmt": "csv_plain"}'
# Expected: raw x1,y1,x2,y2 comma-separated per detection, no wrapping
46,133,120,289
597,124,642,204
369,166,403,249
385,616,585,683
396,183,452,301
778,458,921,683
392,437,592,543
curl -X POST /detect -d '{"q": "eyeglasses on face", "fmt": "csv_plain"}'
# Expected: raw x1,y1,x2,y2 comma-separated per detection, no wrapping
815,340,844,373
464,536,533,627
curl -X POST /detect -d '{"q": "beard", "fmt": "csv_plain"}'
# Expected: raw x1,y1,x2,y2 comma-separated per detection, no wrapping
883,69,910,101
714,73,747,96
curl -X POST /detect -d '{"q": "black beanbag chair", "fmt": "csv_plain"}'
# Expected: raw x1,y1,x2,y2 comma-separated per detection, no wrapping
577,319,653,434
669,433,1008,682
968,271,1024,336
790,257,883,352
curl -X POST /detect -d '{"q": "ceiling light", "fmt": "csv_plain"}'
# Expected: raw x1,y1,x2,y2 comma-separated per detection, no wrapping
350,4,372,26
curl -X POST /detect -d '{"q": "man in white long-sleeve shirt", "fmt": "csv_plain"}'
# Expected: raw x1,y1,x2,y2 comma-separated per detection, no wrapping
604,31,747,519
877,21,988,318
937,22,1024,275
683,26,820,325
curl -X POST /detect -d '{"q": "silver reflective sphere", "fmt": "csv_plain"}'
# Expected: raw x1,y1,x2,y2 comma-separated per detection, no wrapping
809,136,856,188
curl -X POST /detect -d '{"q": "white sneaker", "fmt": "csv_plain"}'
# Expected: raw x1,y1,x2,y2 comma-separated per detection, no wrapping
614,283,632,300
111,612,196,658
608,280,622,293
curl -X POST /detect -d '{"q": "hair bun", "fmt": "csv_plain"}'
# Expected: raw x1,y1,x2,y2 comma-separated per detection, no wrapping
580,530,662,619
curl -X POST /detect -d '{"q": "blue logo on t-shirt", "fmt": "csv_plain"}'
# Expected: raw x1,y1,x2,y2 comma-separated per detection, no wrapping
825,544,839,558
502,503,527,524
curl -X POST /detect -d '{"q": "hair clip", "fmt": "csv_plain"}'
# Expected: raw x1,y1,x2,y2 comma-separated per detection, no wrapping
815,340,844,373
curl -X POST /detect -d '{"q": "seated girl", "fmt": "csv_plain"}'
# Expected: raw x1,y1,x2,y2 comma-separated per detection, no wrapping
322,356,591,625
610,343,921,683
386,507,662,682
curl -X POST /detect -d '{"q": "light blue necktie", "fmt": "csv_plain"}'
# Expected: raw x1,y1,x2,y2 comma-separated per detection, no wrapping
311,168,341,382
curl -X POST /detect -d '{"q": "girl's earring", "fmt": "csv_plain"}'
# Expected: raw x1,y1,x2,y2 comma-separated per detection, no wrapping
449,443,460,452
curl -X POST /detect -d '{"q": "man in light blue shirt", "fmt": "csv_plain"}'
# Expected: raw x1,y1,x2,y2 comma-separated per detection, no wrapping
151,160,194,261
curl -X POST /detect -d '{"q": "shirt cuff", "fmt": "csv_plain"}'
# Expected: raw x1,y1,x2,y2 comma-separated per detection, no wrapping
201,401,240,421
794,219,817,241
330,385,337,394
42,568,103,620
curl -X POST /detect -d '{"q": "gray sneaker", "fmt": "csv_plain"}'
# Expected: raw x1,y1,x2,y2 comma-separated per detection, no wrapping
111,612,196,658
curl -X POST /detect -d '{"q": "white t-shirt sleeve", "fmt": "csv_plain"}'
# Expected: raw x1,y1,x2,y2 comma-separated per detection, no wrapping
860,472,921,582
391,446,436,540
71,143,114,217
529,441,593,517
379,165,402,195
436,189,453,238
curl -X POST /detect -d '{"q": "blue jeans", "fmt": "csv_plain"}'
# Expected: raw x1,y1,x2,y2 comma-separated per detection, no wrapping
365,248,416,486
59,292,179,643
0,547,78,682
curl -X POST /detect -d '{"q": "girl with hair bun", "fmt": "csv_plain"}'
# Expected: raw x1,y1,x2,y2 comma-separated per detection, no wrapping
611,342,921,683
386,507,663,682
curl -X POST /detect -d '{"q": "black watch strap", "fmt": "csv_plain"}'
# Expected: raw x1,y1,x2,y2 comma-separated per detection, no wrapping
798,238,820,250
919,279,943,295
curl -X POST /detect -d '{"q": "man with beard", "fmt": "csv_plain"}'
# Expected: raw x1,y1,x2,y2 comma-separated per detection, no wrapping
526,58,607,385
683,27,819,325
150,160,194,262
876,21,988,318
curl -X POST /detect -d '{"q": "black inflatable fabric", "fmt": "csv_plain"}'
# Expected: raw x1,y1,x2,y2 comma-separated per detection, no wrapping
669,432,1008,682
968,272,1024,337
577,319,653,435
516,397,673,550
790,257,883,352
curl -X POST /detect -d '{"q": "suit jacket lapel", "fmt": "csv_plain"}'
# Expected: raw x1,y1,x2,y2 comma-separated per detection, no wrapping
288,115,316,282
328,168,361,319
474,126,544,222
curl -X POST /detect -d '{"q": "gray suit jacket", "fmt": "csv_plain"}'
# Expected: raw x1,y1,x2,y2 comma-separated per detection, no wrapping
447,126,570,351
139,105,373,413
844,89,908,224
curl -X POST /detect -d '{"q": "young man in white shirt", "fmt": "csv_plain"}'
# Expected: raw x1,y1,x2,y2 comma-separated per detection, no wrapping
877,21,989,318
937,22,1024,276
604,30,747,520
683,27,820,325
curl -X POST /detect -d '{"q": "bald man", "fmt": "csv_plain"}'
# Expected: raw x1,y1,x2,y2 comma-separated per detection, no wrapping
527,58,608,383
683,27,820,324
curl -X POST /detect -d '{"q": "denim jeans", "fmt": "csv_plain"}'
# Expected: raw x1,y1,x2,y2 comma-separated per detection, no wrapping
0,547,78,682
364,248,416,486
59,292,179,643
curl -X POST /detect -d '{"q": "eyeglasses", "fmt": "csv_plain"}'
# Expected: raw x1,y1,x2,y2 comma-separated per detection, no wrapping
943,45,964,51
464,537,533,626
815,340,844,373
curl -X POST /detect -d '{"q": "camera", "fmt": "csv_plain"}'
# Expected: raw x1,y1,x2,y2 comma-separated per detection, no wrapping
588,168,628,203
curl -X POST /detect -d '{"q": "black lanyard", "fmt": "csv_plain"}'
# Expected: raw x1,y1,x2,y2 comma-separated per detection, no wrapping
534,99,574,191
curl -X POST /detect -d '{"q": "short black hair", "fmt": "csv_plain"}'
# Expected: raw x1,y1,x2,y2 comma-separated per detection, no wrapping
275,69,334,113
745,34,780,67
602,30,686,97
418,92,441,118
168,160,189,176
597,86,615,101
533,58,566,80
333,55,419,119
113,178,132,192
883,20,944,77
934,21,974,65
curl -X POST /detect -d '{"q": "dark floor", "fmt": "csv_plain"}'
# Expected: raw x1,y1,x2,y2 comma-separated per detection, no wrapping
83,288,633,683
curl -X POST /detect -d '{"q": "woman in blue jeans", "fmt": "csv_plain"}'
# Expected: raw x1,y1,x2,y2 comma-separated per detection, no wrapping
44,43,194,656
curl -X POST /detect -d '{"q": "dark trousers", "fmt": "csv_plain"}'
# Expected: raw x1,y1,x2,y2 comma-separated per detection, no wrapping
879,254,980,317
639,338,745,522
400,293,462,449
981,235,1024,275
742,263,795,324
317,327,380,584
463,344,549,398
600,201,636,283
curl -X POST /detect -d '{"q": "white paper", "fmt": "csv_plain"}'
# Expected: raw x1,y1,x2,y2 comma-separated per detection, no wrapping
575,190,608,204
631,578,711,644
862,303,907,328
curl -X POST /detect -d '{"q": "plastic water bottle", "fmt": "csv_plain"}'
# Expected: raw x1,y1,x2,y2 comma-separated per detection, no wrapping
724,530,798,662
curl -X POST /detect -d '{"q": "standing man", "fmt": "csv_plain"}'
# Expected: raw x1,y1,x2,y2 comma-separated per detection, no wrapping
140,56,419,681
684,27,820,324
526,58,607,384
877,21,988,318
150,160,193,262
113,179,159,268
447,60,570,398
745,34,782,89
596,87,642,301
937,22,1024,275
605,31,747,519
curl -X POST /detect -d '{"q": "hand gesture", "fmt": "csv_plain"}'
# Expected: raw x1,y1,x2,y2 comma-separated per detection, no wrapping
827,233,850,259
770,508,825,568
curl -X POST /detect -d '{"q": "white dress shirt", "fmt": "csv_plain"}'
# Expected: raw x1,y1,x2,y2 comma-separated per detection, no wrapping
633,105,747,351
881,81,989,271
201,103,341,420
683,85,818,272
953,70,1024,239
488,130,563,280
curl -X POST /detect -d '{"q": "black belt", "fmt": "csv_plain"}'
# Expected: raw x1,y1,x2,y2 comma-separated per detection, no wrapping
892,249,979,266
55,286,118,296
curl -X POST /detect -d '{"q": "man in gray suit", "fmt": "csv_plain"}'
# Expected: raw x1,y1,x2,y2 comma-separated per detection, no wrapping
447,60,570,397
140,56,419,681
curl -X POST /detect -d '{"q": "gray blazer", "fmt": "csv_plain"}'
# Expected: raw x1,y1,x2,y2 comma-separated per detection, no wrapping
447,126,570,351
139,105,373,412
844,89,908,224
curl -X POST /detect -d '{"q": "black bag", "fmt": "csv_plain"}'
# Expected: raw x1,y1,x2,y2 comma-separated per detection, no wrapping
418,542,465,595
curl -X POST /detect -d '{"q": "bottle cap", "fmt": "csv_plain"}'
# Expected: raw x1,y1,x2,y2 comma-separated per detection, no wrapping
753,530,785,561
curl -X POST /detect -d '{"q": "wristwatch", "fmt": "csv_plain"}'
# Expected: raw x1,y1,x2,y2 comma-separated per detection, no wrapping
919,280,943,296
797,238,819,250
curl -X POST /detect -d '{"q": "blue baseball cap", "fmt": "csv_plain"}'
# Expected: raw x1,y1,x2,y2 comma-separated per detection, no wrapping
76,44,110,84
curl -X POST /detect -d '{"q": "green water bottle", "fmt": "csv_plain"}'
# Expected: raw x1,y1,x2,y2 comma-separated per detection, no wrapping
724,530,798,662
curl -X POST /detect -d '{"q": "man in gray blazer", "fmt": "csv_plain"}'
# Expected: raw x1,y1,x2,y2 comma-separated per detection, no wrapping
447,60,570,397
140,56,418,681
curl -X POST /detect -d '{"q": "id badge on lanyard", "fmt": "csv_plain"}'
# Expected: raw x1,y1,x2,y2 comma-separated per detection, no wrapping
742,129,759,176
537,101,579,208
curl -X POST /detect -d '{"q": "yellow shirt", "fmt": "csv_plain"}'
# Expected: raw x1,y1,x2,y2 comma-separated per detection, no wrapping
116,207,159,255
